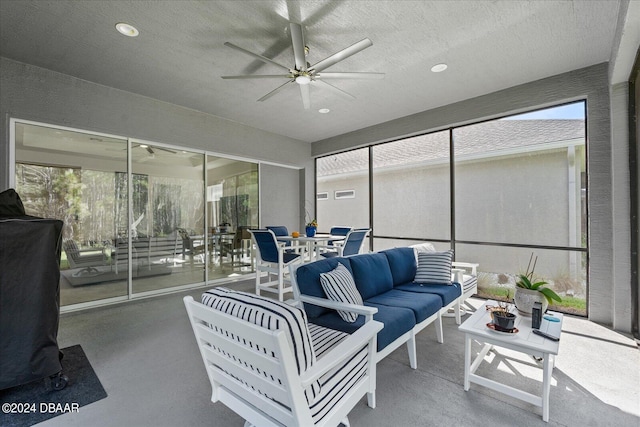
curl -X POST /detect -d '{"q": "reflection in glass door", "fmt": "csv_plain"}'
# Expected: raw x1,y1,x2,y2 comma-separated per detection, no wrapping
130,142,205,295
14,122,129,306
206,155,258,280
12,121,262,309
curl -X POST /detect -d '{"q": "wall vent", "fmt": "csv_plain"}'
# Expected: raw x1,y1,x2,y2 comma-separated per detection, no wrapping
334,190,355,199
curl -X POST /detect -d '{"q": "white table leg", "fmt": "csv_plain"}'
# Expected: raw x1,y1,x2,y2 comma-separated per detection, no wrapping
542,354,552,422
464,334,471,391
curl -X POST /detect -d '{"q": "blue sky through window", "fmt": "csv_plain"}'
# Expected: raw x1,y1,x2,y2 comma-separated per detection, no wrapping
503,102,585,120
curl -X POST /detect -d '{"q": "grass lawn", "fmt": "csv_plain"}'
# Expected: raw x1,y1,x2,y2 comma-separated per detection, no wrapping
478,285,586,316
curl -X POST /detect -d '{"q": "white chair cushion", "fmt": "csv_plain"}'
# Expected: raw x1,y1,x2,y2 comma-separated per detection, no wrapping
319,263,363,323
307,323,370,425
462,274,478,292
415,250,454,285
201,287,320,403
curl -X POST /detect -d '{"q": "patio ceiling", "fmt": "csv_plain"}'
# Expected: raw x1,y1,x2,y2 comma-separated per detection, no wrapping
0,1,635,143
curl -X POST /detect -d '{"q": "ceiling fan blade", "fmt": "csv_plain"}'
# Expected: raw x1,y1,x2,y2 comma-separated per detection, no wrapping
222,75,291,79
145,146,155,155
315,72,385,79
224,42,291,71
310,38,373,73
299,84,311,110
314,80,355,100
258,80,295,102
289,22,307,71
157,147,177,154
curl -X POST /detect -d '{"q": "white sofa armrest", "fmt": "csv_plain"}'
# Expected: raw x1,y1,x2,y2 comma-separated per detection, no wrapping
298,294,378,321
452,261,479,276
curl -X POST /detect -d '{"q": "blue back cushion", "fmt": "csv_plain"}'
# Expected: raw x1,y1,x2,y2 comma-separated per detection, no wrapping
251,230,279,262
381,247,417,286
266,226,291,247
349,252,393,300
342,230,368,256
294,257,353,318
266,225,289,236
330,226,352,236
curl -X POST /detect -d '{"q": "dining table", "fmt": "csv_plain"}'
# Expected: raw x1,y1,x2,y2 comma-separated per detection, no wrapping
276,233,345,262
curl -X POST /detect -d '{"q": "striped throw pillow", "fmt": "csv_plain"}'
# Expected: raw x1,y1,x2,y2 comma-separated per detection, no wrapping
320,262,363,323
415,250,453,285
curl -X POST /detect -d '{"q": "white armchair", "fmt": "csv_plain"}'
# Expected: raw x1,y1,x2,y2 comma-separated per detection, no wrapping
184,288,383,427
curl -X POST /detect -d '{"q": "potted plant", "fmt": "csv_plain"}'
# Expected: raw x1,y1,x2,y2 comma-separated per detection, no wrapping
305,219,318,237
514,253,562,315
488,297,516,331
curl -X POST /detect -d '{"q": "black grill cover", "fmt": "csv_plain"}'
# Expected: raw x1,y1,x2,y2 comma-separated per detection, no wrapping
0,189,64,389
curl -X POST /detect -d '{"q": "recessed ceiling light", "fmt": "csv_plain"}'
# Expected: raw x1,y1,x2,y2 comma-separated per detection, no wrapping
318,108,330,114
140,144,148,148
115,22,139,37
431,63,448,73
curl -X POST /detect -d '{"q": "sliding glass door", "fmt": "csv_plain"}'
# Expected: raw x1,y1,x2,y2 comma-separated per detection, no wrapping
14,122,129,306
12,120,260,309
206,155,258,279
129,141,206,295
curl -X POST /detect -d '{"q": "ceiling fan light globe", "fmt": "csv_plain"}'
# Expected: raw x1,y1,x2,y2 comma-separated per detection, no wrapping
295,75,311,85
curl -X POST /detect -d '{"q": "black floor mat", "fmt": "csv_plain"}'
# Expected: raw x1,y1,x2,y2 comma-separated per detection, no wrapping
0,345,107,427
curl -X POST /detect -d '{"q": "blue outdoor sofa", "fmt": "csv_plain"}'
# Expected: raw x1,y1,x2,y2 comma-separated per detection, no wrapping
290,246,464,369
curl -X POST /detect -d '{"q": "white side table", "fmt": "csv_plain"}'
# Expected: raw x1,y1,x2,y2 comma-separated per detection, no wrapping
458,300,563,422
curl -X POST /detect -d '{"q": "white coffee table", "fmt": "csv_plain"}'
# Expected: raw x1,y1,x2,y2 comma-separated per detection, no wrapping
458,300,563,422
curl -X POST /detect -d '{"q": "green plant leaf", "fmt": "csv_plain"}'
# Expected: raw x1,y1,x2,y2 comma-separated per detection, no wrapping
530,280,549,290
516,274,532,289
539,287,562,304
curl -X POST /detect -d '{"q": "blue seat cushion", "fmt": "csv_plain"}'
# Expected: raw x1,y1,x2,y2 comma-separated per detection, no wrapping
349,252,393,300
309,302,415,352
395,282,462,307
320,251,339,258
283,252,302,264
366,289,442,324
295,257,354,318
380,247,417,286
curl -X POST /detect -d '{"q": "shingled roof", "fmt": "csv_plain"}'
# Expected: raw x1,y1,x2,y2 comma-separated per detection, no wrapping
317,119,585,177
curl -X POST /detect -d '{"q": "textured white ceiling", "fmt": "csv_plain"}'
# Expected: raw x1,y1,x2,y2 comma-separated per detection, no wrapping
0,1,626,143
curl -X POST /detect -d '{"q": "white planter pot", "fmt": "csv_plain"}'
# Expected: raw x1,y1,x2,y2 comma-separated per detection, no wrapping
514,287,548,316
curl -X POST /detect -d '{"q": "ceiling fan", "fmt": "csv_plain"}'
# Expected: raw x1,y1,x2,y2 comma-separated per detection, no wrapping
222,22,384,109
130,144,177,155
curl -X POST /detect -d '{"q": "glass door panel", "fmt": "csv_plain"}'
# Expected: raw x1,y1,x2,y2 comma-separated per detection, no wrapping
14,123,128,306
130,142,205,294
206,155,258,280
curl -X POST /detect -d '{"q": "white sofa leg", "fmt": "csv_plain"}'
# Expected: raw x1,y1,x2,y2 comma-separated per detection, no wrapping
407,333,417,369
455,299,462,325
436,313,444,344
